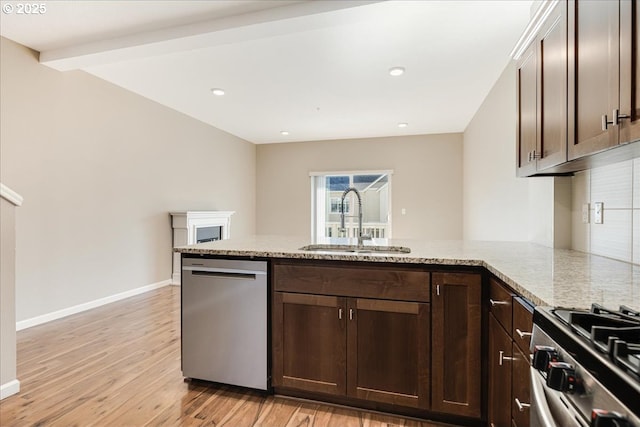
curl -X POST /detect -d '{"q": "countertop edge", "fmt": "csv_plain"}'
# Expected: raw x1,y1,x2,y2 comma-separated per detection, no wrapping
175,246,546,306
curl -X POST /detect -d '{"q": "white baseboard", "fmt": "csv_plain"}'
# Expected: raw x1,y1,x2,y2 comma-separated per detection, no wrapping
171,272,181,286
16,279,172,331
0,379,20,400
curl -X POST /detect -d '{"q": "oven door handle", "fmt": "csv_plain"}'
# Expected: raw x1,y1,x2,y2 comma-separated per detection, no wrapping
531,367,556,427
530,367,587,427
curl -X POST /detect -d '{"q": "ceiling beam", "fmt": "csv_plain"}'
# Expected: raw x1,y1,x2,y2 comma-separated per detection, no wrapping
39,0,382,71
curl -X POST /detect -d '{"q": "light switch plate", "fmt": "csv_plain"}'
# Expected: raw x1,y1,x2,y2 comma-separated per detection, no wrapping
594,202,603,224
582,203,590,224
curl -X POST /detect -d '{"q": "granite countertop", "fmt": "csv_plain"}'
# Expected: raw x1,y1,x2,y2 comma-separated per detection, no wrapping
175,235,640,311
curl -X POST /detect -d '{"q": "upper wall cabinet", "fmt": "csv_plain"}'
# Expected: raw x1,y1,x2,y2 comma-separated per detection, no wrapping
516,0,640,176
620,0,640,144
568,0,639,159
516,1,568,177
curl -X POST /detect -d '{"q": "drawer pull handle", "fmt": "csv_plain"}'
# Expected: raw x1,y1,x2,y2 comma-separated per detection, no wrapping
349,308,354,320
515,398,530,412
613,109,630,125
338,308,343,320
490,299,509,306
499,350,516,366
516,328,532,339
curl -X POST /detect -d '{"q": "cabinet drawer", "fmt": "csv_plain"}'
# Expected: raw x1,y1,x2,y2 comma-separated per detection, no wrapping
273,261,430,302
512,297,534,355
489,277,513,332
511,344,531,427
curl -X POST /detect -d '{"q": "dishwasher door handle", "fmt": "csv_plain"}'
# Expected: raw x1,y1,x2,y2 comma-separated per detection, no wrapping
191,270,259,280
183,265,267,279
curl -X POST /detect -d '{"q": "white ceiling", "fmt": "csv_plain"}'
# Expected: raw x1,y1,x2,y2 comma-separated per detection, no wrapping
0,0,533,144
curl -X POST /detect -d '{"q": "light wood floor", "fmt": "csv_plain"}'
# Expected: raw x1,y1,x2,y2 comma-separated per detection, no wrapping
0,286,457,427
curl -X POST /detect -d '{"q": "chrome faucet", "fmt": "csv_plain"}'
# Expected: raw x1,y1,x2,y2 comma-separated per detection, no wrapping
340,187,370,246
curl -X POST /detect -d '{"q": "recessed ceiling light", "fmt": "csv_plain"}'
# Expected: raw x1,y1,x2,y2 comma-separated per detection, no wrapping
389,67,405,77
211,88,225,96
398,123,408,128
280,131,289,136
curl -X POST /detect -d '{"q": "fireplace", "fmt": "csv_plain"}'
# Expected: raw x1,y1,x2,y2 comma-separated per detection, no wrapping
169,211,234,284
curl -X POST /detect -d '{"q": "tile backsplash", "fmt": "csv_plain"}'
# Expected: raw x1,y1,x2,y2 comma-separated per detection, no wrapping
572,158,639,265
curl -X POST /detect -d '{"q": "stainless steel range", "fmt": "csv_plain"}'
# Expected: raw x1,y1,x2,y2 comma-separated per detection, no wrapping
530,304,640,427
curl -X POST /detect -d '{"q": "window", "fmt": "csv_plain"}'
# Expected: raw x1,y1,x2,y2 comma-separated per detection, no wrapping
311,171,392,240
330,197,350,214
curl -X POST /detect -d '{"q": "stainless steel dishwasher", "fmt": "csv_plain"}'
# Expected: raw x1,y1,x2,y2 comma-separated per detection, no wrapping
181,256,268,390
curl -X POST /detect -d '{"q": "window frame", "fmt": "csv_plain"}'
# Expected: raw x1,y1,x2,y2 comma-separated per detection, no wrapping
309,169,393,240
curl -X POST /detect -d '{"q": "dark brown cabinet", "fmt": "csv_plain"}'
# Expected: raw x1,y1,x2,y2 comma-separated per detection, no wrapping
517,41,538,177
516,0,640,175
517,0,568,176
537,1,568,170
619,0,640,145
272,261,431,410
272,292,346,396
347,298,430,409
568,0,622,158
487,277,534,427
431,272,482,418
511,343,532,427
488,314,513,427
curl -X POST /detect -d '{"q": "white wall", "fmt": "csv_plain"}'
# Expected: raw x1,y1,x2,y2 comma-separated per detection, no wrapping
464,62,531,241
0,37,256,323
256,134,463,239
463,61,569,248
571,159,640,264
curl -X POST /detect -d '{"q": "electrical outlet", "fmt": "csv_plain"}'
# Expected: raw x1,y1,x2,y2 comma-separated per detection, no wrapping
594,202,603,224
582,203,590,224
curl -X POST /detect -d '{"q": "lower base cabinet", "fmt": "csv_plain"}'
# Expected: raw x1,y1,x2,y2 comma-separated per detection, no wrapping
431,272,482,418
272,291,431,409
487,277,533,427
271,261,485,424
272,292,346,396
488,314,513,426
347,298,430,409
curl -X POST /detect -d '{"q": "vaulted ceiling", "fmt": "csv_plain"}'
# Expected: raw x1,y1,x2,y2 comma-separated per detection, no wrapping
1,0,533,143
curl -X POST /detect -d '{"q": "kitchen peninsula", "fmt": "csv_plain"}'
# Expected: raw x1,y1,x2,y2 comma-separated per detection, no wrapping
176,235,640,310
175,236,640,426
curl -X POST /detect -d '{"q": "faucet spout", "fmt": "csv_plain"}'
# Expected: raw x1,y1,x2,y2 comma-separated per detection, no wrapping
340,187,367,246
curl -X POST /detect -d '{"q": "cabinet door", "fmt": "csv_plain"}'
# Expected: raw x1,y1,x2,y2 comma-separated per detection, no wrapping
431,272,482,418
568,0,620,159
619,0,640,144
488,314,512,427
346,298,430,409
517,42,539,177
511,344,531,427
272,292,346,396
536,1,568,170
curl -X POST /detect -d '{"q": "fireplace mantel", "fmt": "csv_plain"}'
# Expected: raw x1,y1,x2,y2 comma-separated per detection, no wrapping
169,211,234,284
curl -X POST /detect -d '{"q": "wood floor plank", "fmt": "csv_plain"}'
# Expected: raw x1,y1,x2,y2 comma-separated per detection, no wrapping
0,286,462,427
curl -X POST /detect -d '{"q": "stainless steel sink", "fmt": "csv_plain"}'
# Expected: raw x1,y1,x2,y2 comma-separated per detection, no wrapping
299,244,411,254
